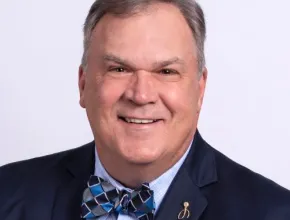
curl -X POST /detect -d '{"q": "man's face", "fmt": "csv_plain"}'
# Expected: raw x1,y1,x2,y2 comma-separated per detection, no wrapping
79,3,207,165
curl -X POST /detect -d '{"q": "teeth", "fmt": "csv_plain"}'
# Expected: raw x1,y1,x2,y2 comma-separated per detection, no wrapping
124,118,156,124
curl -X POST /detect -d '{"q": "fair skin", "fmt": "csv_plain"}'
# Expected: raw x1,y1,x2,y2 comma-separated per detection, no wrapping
79,3,207,188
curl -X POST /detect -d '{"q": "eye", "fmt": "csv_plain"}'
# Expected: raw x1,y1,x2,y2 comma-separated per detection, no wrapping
109,67,127,73
160,69,178,75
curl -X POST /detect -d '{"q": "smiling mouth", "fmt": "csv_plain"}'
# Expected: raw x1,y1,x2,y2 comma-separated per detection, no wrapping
118,116,160,124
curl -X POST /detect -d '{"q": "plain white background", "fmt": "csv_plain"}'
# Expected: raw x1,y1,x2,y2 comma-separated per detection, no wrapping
0,1,289,189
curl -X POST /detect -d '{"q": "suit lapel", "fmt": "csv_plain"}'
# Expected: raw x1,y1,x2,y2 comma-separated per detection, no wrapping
25,167,64,220
25,142,95,220
155,168,208,220
51,177,87,220
51,142,95,220
155,130,218,220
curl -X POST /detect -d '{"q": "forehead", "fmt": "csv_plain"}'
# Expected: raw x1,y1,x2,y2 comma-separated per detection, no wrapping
89,2,197,66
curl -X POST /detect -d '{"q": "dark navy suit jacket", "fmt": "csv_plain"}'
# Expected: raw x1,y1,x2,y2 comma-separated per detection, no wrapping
1,131,290,220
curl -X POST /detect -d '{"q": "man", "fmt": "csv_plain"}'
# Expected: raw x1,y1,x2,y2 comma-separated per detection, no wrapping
1,0,290,219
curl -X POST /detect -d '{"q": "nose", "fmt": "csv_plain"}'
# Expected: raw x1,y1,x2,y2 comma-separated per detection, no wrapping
122,71,158,106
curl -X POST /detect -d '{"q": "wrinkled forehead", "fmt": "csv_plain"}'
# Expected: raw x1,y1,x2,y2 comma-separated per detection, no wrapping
87,3,198,67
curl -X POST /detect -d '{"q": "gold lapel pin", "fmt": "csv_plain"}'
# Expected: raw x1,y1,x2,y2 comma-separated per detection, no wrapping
178,202,190,219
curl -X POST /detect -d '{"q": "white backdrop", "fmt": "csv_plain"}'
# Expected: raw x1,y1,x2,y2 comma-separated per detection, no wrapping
0,1,289,189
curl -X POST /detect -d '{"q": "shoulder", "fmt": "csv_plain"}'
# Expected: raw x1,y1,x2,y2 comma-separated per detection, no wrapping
211,145,290,217
0,141,94,207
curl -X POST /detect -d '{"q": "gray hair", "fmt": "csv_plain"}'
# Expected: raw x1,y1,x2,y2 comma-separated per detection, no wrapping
81,0,206,74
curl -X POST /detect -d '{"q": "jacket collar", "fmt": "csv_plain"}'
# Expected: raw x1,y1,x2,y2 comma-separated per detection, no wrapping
185,130,218,187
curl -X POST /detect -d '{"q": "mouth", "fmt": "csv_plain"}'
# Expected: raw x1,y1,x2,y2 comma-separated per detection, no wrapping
118,116,161,124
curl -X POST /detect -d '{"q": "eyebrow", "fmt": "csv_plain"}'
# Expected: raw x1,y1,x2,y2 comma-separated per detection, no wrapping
103,53,185,70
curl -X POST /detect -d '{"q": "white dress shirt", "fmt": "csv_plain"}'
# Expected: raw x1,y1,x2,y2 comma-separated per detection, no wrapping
94,141,192,220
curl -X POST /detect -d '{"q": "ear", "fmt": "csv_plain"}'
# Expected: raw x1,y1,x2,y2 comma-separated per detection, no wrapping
197,67,208,114
78,65,86,108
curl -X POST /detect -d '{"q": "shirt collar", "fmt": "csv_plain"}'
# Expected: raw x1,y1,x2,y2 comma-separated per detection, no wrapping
94,140,192,211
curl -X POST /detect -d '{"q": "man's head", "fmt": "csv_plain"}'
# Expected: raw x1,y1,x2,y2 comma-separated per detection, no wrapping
78,0,207,184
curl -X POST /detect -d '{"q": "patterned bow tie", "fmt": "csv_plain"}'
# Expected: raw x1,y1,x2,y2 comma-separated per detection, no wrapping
81,176,156,220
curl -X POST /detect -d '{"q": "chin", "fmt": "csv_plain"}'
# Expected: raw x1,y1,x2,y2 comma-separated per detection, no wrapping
119,143,163,165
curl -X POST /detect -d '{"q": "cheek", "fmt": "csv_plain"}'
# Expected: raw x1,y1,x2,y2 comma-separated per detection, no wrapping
160,81,198,117
85,77,127,135
86,77,126,110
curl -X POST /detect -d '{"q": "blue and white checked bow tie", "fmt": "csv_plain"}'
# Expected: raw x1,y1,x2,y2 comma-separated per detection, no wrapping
81,175,156,220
